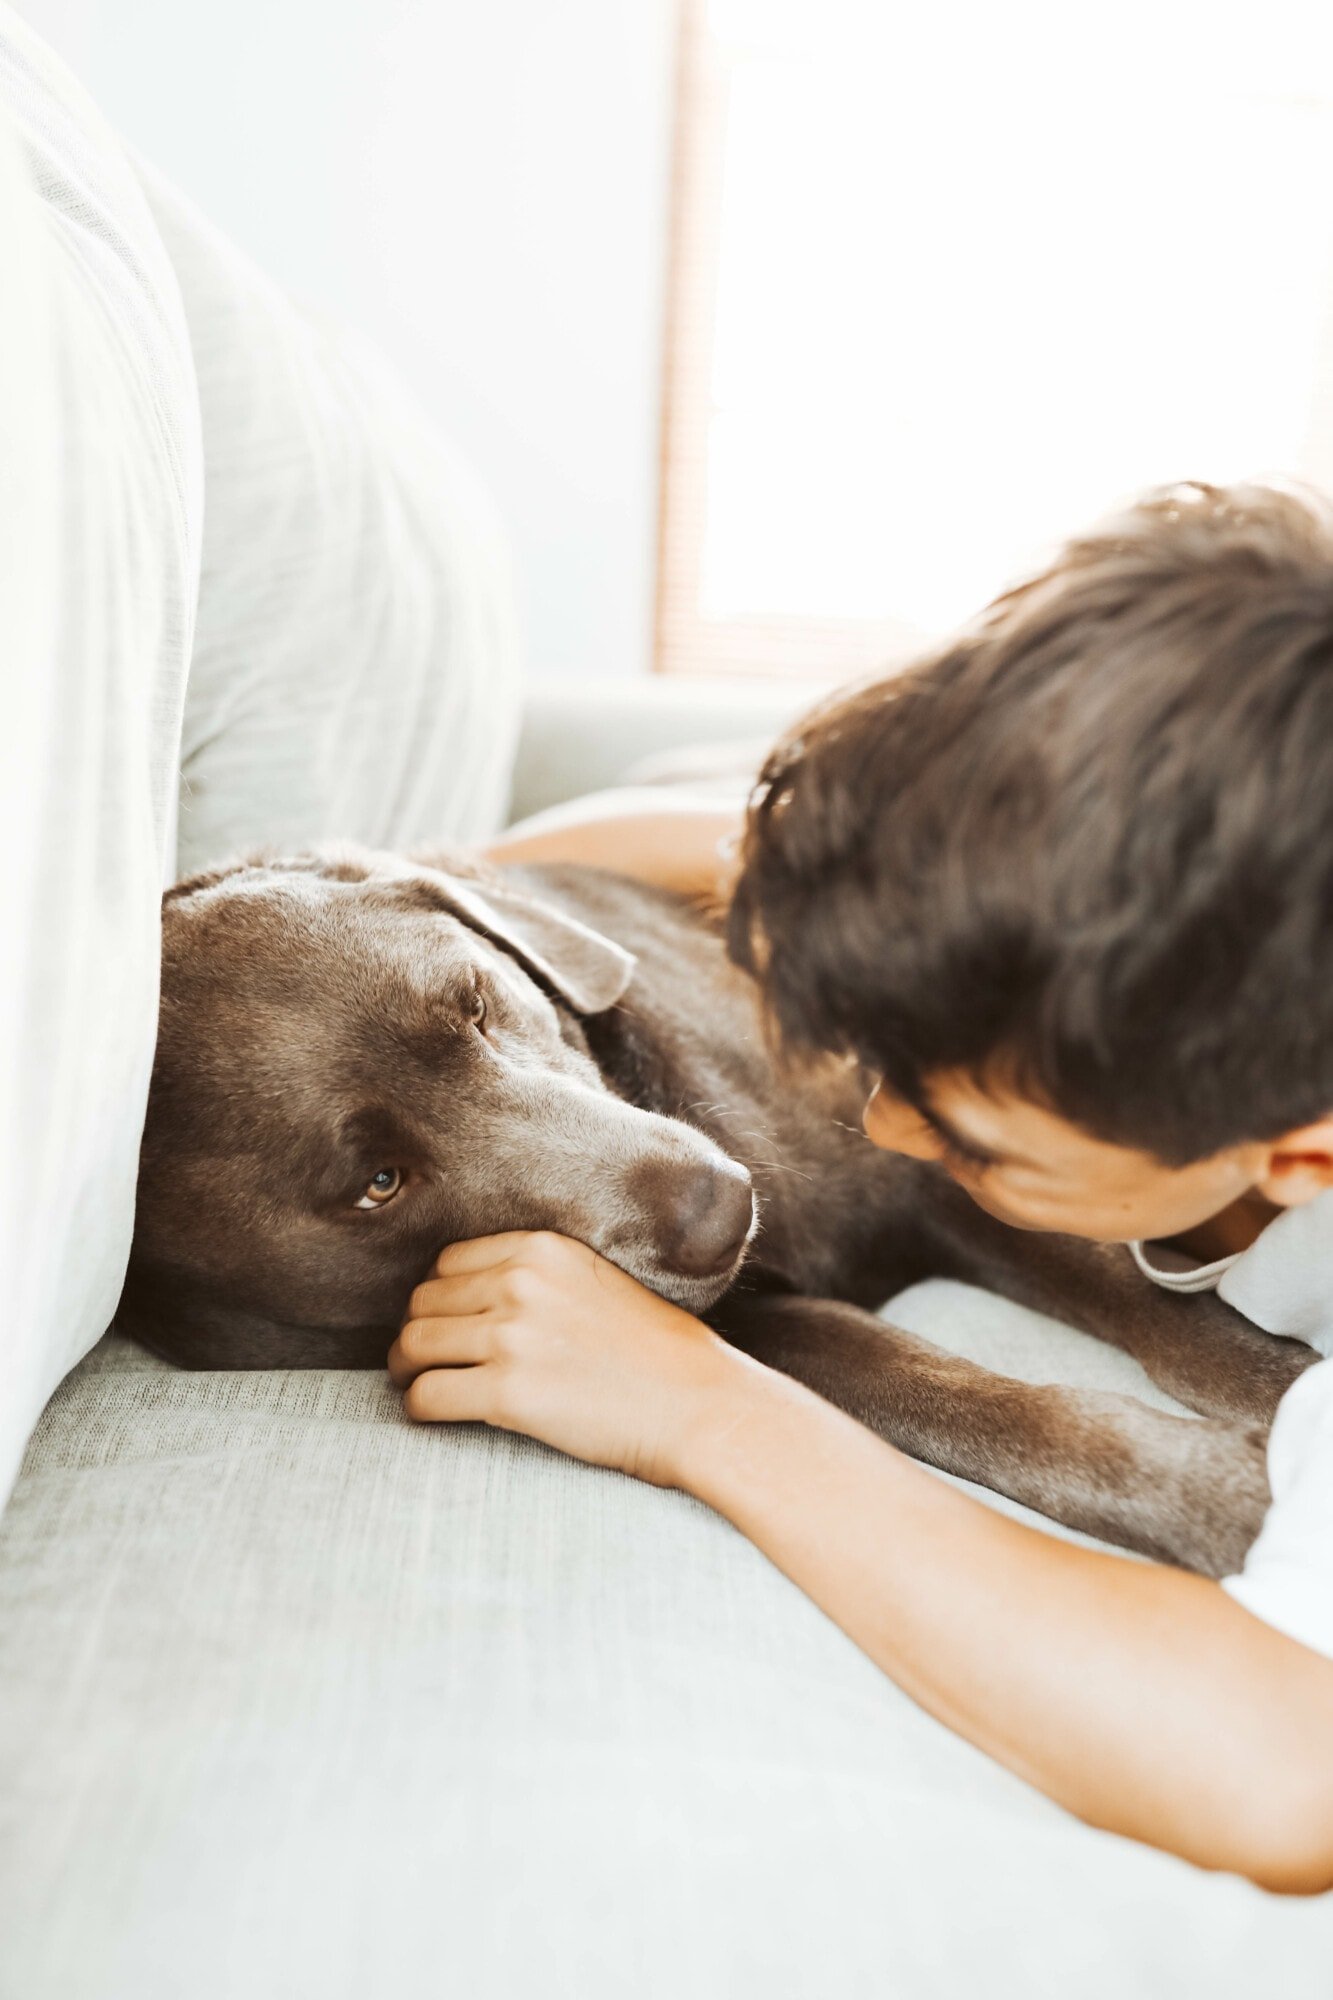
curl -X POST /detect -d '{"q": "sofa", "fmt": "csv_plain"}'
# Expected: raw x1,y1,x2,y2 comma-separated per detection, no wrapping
1,13,1330,1996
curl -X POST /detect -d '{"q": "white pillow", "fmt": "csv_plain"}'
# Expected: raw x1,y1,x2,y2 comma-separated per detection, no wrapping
143,170,522,878
0,11,201,1506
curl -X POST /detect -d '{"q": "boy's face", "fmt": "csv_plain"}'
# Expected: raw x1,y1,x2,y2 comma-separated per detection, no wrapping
862,1071,1327,1244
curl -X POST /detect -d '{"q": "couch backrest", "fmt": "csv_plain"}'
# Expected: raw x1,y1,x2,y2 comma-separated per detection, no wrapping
147,167,520,881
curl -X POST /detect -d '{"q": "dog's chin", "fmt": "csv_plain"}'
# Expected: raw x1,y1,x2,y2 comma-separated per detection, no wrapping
619,1251,747,1317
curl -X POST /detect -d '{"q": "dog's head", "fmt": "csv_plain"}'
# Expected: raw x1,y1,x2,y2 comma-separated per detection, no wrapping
120,846,755,1367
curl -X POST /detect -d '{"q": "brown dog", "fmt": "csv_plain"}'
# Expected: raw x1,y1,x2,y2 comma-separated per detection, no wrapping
119,845,1315,1576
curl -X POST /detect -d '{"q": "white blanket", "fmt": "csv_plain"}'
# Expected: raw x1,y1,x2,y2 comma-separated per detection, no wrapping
0,6,200,1509
0,7,521,1507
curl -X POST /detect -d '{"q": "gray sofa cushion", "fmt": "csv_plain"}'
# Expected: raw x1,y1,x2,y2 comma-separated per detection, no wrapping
2,1287,1328,1998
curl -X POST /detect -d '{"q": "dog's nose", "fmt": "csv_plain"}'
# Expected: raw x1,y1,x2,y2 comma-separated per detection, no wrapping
657,1159,755,1279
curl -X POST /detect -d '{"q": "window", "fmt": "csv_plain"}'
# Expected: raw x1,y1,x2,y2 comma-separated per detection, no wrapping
656,0,1333,676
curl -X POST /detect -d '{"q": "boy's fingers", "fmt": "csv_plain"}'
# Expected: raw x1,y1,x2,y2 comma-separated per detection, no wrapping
402,1365,497,1426
408,1271,505,1322
433,1233,534,1277
389,1313,491,1386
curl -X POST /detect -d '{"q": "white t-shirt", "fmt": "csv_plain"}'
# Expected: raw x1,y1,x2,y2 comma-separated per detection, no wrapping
1131,1188,1333,1658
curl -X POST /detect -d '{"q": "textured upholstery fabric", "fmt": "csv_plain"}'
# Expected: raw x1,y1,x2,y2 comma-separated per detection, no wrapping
1,1285,1329,1999
0,8,200,1511
145,168,522,879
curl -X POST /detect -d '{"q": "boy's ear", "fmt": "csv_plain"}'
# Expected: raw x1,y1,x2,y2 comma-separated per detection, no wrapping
1256,1114,1333,1208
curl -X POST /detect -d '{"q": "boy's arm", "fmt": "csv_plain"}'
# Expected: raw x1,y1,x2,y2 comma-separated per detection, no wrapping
686,1367,1333,1891
483,794,742,900
390,1232,1333,1894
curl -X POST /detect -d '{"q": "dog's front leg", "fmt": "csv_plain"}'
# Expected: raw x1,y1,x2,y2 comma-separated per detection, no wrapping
710,1291,1270,1577
911,1183,1314,1425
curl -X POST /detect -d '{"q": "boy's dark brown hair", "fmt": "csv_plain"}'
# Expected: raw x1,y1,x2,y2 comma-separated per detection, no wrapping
728,481,1333,1165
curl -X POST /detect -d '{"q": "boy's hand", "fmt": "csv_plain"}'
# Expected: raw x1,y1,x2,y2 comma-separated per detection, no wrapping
387,1231,755,1486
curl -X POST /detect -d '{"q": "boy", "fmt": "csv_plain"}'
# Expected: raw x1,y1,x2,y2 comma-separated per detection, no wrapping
389,482,1333,1890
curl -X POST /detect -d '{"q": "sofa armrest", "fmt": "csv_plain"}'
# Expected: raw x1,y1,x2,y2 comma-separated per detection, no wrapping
507,673,826,823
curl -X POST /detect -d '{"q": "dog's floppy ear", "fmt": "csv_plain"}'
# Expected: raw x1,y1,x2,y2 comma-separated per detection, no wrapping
424,869,636,1015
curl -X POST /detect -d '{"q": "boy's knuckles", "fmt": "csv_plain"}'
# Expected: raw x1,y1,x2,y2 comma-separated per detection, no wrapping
492,1313,536,1362
500,1264,545,1310
408,1282,438,1321
397,1320,434,1366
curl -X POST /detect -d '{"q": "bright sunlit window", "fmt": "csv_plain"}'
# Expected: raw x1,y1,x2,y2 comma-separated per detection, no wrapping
656,0,1333,675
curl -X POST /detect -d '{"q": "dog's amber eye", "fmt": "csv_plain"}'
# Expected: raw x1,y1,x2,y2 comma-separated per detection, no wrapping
469,989,488,1033
355,1168,403,1210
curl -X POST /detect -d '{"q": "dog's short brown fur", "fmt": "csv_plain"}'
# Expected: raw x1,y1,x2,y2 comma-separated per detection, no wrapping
120,846,1315,1576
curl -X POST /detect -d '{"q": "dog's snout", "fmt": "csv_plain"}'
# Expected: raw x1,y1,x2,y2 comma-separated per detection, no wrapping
639,1157,755,1280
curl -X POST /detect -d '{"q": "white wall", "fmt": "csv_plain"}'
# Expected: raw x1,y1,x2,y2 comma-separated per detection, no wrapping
20,0,676,679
